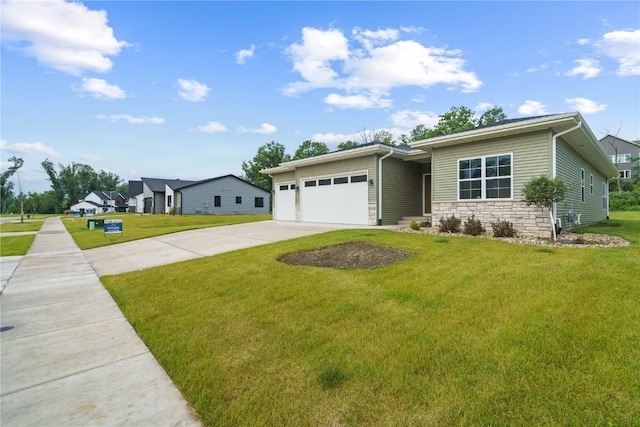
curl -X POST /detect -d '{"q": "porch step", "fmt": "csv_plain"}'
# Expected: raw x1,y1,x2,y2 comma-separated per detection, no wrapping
397,215,432,229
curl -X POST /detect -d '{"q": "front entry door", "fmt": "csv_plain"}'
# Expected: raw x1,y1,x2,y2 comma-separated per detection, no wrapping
423,174,432,215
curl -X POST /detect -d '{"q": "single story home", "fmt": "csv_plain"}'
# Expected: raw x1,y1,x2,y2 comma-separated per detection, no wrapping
599,135,640,181
70,191,127,214
128,175,270,215
261,112,618,237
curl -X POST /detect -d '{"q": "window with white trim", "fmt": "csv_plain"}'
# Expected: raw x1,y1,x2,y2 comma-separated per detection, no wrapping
602,182,608,210
590,174,593,195
619,170,631,179
458,154,512,200
580,169,585,203
610,153,632,164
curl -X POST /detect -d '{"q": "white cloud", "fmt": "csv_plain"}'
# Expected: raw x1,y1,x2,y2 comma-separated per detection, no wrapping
518,100,548,116
79,153,102,162
411,94,425,103
0,140,61,157
475,102,495,112
236,44,256,64
96,114,165,124
75,77,126,99
390,110,440,128
565,58,601,79
177,78,210,102
577,38,590,45
197,121,228,133
0,0,128,75
283,26,482,109
324,93,393,109
250,123,277,134
565,97,607,114
310,132,361,144
597,29,640,76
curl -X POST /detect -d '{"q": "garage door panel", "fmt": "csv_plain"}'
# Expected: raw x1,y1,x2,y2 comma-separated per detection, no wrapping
300,180,368,225
275,184,296,221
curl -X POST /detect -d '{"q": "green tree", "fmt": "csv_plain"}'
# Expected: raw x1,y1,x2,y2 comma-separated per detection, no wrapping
477,106,507,127
374,130,396,146
241,141,291,192
398,124,430,144
337,140,360,150
0,156,24,214
96,170,122,191
429,106,477,137
41,160,114,211
522,175,567,209
292,140,329,160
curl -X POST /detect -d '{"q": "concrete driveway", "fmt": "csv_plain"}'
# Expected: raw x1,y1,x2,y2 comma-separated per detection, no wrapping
85,220,366,276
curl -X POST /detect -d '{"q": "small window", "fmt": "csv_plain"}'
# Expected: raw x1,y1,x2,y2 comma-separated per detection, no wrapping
290,184,296,190
167,195,172,207
333,177,348,184
279,185,289,191
214,195,221,207
255,197,264,208
580,168,585,203
304,180,316,187
351,174,367,183
236,196,242,204
620,170,631,179
318,179,331,186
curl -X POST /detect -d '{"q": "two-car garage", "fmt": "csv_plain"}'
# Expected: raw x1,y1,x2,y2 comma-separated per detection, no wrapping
274,172,370,225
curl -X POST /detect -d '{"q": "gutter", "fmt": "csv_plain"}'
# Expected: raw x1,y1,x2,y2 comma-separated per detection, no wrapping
550,120,582,240
377,148,394,225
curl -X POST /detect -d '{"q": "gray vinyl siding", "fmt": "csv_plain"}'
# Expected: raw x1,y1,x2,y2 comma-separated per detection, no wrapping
180,176,270,215
381,156,422,225
556,138,608,225
295,156,377,202
272,171,296,188
433,130,551,201
153,193,164,214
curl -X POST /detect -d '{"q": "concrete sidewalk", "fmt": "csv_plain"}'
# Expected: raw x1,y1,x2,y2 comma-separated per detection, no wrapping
0,217,201,426
85,220,358,276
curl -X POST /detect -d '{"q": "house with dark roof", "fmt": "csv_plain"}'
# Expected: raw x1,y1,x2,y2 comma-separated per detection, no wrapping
70,191,128,214
262,112,618,237
128,175,270,215
598,135,640,181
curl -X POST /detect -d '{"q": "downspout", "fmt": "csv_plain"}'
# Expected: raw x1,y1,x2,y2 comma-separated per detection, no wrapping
377,148,394,225
551,120,582,240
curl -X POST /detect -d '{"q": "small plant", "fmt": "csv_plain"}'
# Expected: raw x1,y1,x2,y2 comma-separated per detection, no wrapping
463,215,485,236
438,214,461,233
169,206,177,215
420,220,431,228
409,220,421,230
492,219,517,237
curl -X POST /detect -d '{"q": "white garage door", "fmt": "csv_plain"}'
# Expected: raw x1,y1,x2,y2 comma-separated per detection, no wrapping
275,183,296,221
300,174,369,225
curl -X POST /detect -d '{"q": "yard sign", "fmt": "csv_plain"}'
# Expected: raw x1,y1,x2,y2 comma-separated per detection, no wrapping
104,219,123,235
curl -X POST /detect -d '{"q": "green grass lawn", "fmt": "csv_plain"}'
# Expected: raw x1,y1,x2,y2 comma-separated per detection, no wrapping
0,220,44,233
63,213,271,250
0,235,36,256
103,212,640,426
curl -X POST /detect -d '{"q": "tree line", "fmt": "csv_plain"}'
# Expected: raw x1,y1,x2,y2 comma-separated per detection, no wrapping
1,159,127,215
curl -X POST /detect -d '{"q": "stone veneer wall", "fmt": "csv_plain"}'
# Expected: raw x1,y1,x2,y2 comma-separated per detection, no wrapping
432,201,553,238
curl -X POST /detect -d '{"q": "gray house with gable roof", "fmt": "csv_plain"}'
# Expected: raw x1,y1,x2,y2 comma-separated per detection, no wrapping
128,175,270,215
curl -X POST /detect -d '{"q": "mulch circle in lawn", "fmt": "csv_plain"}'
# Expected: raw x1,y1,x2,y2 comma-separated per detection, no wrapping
278,241,415,270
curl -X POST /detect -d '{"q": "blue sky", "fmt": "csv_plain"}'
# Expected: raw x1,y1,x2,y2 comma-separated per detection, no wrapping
2,0,639,194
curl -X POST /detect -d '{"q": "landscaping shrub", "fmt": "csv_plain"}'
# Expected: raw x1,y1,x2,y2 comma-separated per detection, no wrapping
438,215,461,233
463,215,485,236
409,220,421,230
420,220,431,228
492,219,517,237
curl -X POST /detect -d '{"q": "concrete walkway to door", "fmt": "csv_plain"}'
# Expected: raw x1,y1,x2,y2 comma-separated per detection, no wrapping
85,220,361,276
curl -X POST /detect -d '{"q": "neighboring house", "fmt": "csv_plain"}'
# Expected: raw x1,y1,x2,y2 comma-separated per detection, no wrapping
129,175,270,215
261,112,618,237
70,191,128,214
127,180,144,213
598,135,640,180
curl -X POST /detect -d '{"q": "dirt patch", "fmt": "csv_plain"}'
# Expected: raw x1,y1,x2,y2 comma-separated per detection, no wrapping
278,242,414,270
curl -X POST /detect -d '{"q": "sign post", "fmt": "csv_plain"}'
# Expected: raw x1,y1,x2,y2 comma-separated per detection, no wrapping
104,219,123,243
